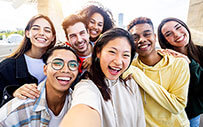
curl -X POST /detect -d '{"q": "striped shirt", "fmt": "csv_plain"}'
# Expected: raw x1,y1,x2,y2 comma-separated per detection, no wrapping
0,80,72,127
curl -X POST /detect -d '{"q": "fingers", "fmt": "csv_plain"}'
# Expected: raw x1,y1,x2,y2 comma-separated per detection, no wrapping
82,58,91,69
13,83,40,100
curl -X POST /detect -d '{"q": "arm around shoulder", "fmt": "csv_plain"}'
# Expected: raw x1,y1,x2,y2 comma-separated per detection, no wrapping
60,104,101,127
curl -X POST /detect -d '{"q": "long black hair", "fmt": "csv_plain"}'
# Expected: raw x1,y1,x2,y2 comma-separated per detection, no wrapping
88,28,136,101
158,17,203,66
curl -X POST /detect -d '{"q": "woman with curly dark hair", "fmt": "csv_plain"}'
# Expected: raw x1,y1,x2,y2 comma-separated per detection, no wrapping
79,4,115,43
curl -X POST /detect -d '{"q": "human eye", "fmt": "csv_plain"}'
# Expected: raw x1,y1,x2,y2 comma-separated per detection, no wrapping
176,25,182,30
144,32,152,37
68,60,78,70
89,19,95,24
31,26,39,31
98,23,103,27
123,53,130,57
44,28,52,33
132,34,140,42
165,32,172,37
108,50,116,54
80,30,86,36
53,61,63,66
69,34,76,39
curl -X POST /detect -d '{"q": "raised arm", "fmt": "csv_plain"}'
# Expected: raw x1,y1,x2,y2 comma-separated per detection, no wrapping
123,59,190,114
60,104,101,127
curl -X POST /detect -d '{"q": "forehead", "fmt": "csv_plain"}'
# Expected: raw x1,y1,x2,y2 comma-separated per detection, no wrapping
32,18,51,27
161,21,179,32
129,23,153,35
90,12,104,22
66,22,86,34
102,37,131,52
48,49,77,61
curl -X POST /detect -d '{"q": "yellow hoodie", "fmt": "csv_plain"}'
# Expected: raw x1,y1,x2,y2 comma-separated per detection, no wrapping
123,53,190,127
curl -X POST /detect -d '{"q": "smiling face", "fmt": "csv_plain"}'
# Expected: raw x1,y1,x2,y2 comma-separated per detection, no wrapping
26,18,55,50
97,37,131,80
88,12,104,41
44,49,78,93
161,21,189,48
66,22,90,56
129,23,156,58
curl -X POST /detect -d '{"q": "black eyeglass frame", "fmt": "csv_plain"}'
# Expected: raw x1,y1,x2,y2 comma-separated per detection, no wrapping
47,58,79,71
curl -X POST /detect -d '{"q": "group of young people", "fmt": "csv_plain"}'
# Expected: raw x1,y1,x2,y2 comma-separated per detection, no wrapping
0,3,202,127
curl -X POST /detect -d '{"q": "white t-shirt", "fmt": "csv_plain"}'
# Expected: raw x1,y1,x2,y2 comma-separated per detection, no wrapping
71,79,146,127
48,95,69,127
24,54,46,83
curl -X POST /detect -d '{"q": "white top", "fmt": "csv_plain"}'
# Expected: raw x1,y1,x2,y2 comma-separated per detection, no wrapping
71,79,146,127
48,95,69,127
24,54,46,83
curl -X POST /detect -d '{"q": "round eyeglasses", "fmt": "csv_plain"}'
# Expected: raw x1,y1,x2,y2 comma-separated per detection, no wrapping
47,58,79,71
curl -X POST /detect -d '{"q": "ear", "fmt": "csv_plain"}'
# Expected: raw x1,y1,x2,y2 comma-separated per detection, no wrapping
154,33,157,42
43,64,48,76
25,30,30,38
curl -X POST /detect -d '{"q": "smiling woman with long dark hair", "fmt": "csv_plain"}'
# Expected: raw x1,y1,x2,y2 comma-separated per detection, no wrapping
60,28,145,127
0,14,56,107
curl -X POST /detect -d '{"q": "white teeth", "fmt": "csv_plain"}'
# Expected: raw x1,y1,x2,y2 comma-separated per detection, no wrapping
37,38,46,41
91,30,97,35
140,45,148,48
57,77,70,81
176,36,184,42
111,66,121,71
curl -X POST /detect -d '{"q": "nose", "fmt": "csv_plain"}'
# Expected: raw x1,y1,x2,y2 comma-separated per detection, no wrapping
38,28,44,35
93,23,98,29
61,64,70,73
77,35,83,42
113,54,122,65
138,35,146,43
174,31,181,38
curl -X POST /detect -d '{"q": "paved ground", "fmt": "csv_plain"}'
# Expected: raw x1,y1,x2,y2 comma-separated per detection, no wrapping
0,43,18,60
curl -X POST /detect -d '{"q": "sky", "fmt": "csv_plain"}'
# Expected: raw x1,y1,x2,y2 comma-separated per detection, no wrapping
0,0,190,31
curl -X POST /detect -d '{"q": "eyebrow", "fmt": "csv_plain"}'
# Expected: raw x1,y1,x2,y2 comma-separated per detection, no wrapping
174,23,179,28
32,25,51,30
91,18,103,24
110,47,130,53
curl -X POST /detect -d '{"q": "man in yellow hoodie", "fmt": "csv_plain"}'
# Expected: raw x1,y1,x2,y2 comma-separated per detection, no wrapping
123,17,190,127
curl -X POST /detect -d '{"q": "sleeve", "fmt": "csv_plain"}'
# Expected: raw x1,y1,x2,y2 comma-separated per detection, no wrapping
189,59,203,96
123,59,190,114
71,80,102,116
134,81,146,127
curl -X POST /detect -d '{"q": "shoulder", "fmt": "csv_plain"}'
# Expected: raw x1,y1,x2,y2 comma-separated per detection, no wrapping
0,97,34,122
172,57,189,68
0,57,15,68
71,79,102,111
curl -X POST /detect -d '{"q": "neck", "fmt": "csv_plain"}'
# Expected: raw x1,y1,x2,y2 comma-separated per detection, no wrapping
138,51,162,66
173,46,188,56
46,84,68,116
25,47,46,59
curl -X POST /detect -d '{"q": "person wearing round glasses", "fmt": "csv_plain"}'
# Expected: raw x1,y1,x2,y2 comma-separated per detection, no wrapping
0,46,80,127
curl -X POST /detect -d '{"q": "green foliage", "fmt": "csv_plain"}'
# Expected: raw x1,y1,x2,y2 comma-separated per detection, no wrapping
0,30,24,40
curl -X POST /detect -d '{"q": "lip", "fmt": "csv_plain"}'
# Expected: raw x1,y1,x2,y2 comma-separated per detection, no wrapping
56,76,72,86
108,66,121,76
35,37,47,43
90,29,99,36
175,34,186,43
137,43,151,51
